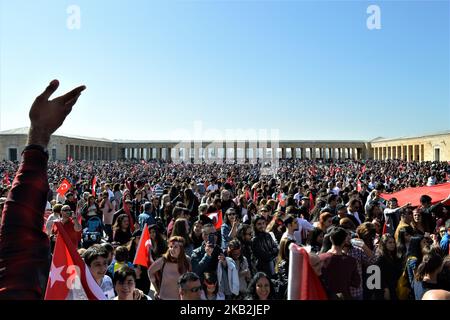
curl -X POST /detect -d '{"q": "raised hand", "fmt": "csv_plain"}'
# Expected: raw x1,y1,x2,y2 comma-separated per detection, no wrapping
28,79,86,147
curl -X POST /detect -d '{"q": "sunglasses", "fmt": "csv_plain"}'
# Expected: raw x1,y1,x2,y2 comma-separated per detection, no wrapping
186,286,202,293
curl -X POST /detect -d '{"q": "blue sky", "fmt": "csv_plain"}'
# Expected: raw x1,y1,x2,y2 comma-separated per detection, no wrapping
0,0,449,141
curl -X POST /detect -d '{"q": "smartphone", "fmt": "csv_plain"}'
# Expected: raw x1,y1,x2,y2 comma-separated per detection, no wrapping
208,233,216,246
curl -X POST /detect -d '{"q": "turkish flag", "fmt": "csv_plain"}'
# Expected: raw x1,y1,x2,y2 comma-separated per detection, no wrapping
253,189,259,204
45,222,106,300
380,183,450,207
2,172,10,186
207,210,223,231
56,179,72,197
91,176,97,197
357,180,362,192
133,224,153,268
308,192,314,212
287,244,327,300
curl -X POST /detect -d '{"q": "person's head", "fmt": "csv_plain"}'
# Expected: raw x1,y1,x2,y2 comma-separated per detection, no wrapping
114,213,130,231
134,189,142,199
283,215,298,233
52,203,63,216
83,244,109,282
339,217,356,231
422,289,450,300
318,212,333,231
356,222,376,249
227,239,242,261
415,253,444,282
420,195,432,207
192,220,203,236
253,215,267,233
413,208,423,223
259,206,270,218
198,203,208,215
224,208,238,225
60,205,73,221
221,189,231,202
377,234,397,257
246,272,274,300
401,207,414,224
398,226,414,246
336,204,347,217
101,191,109,200
178,272,202,300
348,198,361,213
87,195,96,205
165,236,185,260
327,194,338,207
114,246,129,263
201,223,218,244
329,227,349,248
113,266,136,300
445,220,450,236
388,197,399,209
407,236,429,262
366,201,382,220
171,218,190,241
202,272,219,295
307,227,325,248
237,223,253,243
101,242,114,265
143,201,152,213
66,192,74,201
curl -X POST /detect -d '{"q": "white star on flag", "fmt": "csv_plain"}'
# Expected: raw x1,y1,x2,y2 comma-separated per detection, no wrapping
49,262,65,288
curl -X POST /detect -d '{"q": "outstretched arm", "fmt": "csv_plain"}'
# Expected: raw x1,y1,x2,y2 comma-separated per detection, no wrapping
0,80,85,299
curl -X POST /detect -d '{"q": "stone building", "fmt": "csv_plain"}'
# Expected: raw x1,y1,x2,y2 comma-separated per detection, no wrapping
0,127,448,162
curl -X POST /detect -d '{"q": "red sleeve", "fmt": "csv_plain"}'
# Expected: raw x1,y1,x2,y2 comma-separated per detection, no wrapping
0,149,50,299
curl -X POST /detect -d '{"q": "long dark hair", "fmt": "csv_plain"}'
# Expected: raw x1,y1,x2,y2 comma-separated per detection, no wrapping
414,252,443,282
397,226,414,261
376,234,397,261
246,272,276,300
171,218,191,246
113,214,130,233
149,225,167,259
162,236,191,275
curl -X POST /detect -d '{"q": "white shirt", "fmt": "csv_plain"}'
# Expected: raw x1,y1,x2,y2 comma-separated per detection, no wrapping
332,187,341,196
207,184,219,192
291,218,314,244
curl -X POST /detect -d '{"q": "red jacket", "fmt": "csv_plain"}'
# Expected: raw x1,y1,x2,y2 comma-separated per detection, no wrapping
0,149,50,299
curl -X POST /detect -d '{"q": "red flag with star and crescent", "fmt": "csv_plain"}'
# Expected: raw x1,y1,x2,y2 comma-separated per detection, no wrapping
91,176,97,197
45,222,106,300
56,178,72,197
133,224,154,268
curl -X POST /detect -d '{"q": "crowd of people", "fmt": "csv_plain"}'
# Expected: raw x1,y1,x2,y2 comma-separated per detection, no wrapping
1,156,449,300
0,80,449,300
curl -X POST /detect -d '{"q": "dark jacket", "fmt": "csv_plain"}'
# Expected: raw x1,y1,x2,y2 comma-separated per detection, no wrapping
191,243,222,280
251,231,279,278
